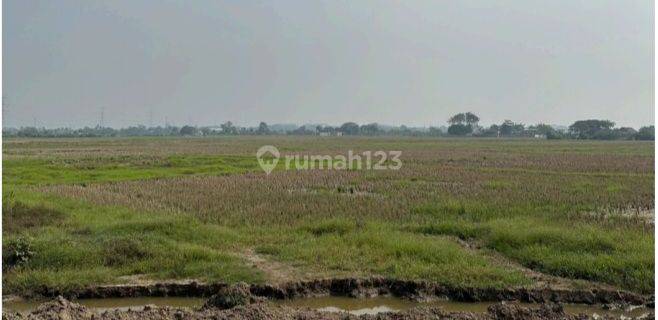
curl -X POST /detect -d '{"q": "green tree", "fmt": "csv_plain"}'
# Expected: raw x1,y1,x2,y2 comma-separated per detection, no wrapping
499,120,514,136
179,125,198,136
220,121,237,135
613,127,637,140
636,126,654,141
464,112,480,126
568,120,615,139
340,122,360,135
499,120,525,136
428,126,444,137
447,123,472,136
257,122,270,135
448,113,466,125
359,123,380,135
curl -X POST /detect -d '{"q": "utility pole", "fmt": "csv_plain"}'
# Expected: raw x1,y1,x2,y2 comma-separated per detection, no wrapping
148,108,153,127
2,96,8,127
100,107,105,127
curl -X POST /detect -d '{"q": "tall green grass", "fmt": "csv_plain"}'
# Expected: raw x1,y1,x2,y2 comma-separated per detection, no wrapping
3,190,264,294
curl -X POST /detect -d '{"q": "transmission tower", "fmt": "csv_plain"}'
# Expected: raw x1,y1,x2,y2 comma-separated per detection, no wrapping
2,96,8,127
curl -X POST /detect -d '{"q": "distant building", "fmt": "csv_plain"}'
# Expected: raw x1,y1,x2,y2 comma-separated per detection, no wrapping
318,131,342,137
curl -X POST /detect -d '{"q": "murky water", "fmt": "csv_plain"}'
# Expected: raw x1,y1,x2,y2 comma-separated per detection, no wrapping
278,296,419,316
276,296,653,318
3,295,653,318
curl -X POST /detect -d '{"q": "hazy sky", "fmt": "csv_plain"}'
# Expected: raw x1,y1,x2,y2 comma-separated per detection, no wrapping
3,0,654,128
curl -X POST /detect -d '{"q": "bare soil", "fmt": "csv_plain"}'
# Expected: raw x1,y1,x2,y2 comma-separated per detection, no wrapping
241,248,302,283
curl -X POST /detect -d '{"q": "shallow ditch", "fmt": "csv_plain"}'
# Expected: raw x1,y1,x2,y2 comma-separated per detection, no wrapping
4,278,654,318
4,295,653,318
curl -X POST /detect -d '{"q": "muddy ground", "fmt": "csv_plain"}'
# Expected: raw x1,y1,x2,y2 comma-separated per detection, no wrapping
4,279,655,320
5,296,652,320
29,278,651,306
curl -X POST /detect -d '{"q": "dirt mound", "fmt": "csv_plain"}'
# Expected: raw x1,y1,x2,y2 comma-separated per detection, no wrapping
487,303,578,320
202,282,263,310
3,296,94,320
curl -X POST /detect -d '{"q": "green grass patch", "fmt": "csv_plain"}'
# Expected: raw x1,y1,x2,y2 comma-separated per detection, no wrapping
302,218,356,236
261,221,529,288
3,201,65,234
405,209,653,293
3,155,260,185
2,190,263,295
485,217,654,293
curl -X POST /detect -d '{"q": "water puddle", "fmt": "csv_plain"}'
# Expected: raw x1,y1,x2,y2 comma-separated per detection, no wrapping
277,296,418,316
3,295,653,318
276,296,653,318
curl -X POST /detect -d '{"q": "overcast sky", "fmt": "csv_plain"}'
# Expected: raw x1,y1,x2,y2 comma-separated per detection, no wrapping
3,0,654,128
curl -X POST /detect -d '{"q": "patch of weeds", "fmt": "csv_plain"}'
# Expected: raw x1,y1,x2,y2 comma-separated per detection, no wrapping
204,284,252,309
2,201,65,234
3,236,35,269
336,186,355,194
412,221,488,239
483,180,512,190
255,244,281,255
487,221,616,254
304,219,355,236
102,238,149,266
605,184,628,193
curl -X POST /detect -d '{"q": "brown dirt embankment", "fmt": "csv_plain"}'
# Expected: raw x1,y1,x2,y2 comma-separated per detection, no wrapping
26,277,650,306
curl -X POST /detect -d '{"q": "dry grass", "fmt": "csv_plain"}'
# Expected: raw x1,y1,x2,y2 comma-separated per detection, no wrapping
46,163,653,226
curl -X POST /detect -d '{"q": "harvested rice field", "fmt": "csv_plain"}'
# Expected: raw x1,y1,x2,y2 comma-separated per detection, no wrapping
2,136,654,297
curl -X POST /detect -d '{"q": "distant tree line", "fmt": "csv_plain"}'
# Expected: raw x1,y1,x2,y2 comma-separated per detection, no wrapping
3,114,654,140
442,112,654,141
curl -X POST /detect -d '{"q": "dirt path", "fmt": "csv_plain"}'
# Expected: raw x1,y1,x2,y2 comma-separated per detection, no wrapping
240,248,303,284
452,237,620,292
116,241,627,293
